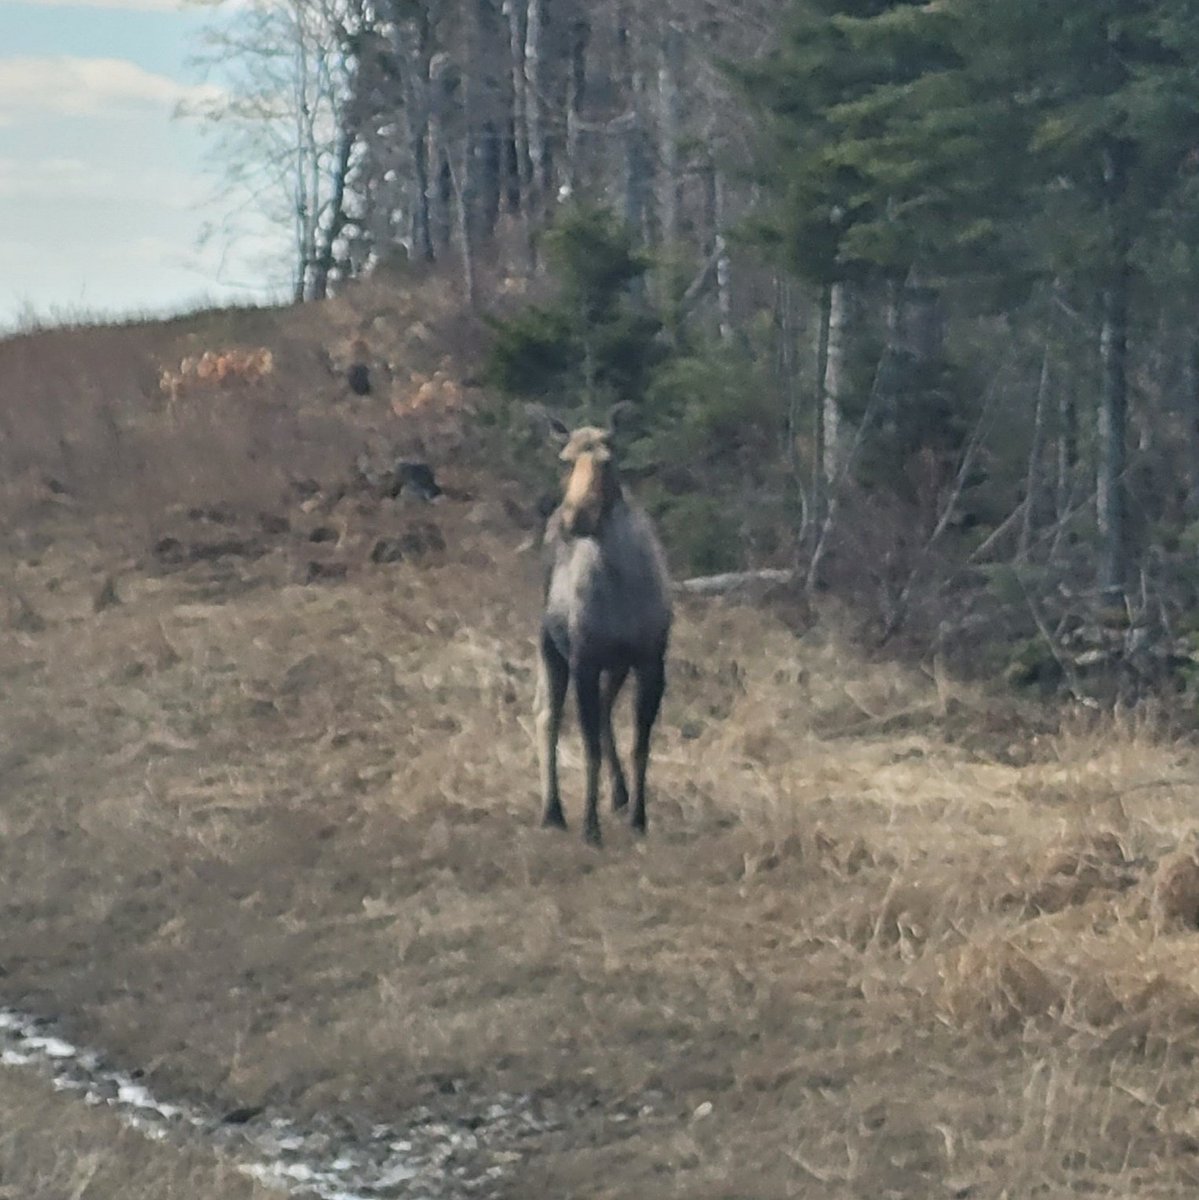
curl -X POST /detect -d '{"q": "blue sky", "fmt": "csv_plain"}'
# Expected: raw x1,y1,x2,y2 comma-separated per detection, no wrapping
0,0,288,328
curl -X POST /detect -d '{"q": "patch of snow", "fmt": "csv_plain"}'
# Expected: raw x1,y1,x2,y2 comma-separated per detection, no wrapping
0,1004,551,1199
24,1034,76,1058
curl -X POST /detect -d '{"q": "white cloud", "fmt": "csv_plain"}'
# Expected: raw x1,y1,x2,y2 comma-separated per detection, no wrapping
9,0,187,10
0,154,213,207
0,56,223,121
8,0,259,11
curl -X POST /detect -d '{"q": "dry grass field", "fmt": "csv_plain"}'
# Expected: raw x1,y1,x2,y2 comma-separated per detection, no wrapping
5,283,1199,1197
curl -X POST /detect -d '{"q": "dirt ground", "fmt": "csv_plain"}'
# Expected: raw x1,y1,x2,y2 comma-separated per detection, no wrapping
6,296,1199,1198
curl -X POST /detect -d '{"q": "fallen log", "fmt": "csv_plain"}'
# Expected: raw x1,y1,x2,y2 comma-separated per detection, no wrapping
674,568,796,596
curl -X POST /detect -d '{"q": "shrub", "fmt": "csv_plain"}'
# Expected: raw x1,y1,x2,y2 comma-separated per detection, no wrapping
483,204,662,412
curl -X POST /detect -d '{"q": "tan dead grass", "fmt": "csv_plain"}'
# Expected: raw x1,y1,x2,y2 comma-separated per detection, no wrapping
8,515,1199,1196
8,290,1199,1195
0,276,480,553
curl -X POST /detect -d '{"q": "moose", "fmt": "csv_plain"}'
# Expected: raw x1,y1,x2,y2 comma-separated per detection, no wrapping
535,408,672,845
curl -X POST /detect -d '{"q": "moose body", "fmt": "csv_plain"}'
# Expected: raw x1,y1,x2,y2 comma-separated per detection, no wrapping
536,419,672,845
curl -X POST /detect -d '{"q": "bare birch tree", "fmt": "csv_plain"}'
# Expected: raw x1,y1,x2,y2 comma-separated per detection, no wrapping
190,0,364,301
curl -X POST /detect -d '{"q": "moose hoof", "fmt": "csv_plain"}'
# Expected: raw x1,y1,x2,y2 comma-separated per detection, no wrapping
612,788,629,812
630,812,647,836
541,808,567,831
583,825,603,848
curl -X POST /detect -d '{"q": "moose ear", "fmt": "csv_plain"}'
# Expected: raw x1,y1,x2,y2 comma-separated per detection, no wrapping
607,400,636,434
524,402,571,446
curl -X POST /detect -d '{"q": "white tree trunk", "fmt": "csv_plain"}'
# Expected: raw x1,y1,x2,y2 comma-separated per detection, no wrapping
1098,145,1130,593
524,0,547,203
656,22,682,248
564,14,588,197
822,280,852,482
393,15,433,262
503,0,530,204
713,168,731,341
1018,342,1051,561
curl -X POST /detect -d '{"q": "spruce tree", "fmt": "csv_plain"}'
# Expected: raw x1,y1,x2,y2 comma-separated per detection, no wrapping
958,2,1199,591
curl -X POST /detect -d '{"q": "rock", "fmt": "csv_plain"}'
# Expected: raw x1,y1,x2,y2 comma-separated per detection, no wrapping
93,574,120,612
186,506,235,525
399,525,446,556
371,525,445,564
187,538,266,563
281,654,326,693
290,477,321,499
392,461,442,502
370,539,405,565
155,535,265,566
347,363,371,396
153,536,185,565
308,526,339,544
260,513,290,535
6,590,45,633
222,1105,264,1126
303,561,348,584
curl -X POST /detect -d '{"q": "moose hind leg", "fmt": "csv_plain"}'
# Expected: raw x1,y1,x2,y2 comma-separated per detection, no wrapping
536,632,569,829
601,665,630,811
630,657,666,834
575,661,604,846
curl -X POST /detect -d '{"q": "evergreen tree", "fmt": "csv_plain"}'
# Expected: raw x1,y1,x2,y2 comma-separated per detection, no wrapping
484,204,663,411
959,0,1199,590
740,0,1199,594
734,0,1017,527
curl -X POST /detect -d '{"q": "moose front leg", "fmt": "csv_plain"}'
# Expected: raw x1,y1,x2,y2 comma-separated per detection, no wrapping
574,660,604,846
630,656,666,834
536,631,569,830
601,665,630,812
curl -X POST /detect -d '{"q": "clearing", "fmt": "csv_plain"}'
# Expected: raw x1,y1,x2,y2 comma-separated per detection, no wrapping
3,287,1199,1198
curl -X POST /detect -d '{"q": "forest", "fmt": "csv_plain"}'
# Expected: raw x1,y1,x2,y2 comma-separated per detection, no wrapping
193,0,1199,703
